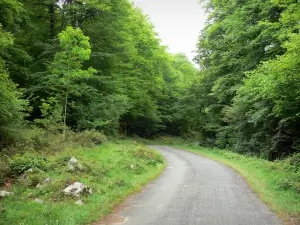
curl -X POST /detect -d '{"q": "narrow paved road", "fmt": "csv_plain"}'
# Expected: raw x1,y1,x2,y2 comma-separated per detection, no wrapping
97,146,282,225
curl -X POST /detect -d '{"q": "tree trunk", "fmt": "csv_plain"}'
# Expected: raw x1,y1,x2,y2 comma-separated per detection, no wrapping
49,2,55,39
63,88,68,140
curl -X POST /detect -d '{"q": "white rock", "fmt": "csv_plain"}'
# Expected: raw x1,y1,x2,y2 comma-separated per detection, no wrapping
27,168,33,173
130,164,135,169
44,178,51,184
67,157,83,171
68,157,78,165
0,191,13,198
34,198,44,204
75,200,84,205
63,182,93,197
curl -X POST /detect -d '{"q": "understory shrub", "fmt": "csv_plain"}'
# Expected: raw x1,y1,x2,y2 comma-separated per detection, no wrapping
8,152,48,175
289,153,300,171
3,127,66,154
0,128,106,184
0,159,9,186
69,130,107,147
275,153,300,193
133,147,164,165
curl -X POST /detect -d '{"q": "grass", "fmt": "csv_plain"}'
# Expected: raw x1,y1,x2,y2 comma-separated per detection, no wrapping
0,141,165,225
169,143,300,225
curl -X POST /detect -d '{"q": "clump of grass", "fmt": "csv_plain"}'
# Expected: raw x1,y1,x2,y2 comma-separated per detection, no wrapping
0,141,165,225
133,147,164,165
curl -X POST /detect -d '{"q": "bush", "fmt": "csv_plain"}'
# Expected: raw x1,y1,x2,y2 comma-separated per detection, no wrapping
290,153,300,170
16,168,45,187
9,152,48,175
133,147,164,165
69,130,106,147
4,128,61,154
0,159,9,186
277,174,300,193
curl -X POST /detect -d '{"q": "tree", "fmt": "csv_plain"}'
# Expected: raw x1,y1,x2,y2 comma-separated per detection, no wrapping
0,25,26,146
50,26,95,138
190,0,300,158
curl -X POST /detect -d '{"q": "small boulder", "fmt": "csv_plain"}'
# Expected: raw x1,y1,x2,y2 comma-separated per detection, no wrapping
34,198,44,204
68,157,83,171
130,164,135,169
27,168,33,173
0,191,13,198
75,200,84,205
44,178,51,184
63,182,92,197
69,157,78,165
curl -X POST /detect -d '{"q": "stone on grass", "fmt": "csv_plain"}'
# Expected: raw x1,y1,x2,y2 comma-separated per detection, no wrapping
69,157,78,165
68,157,83,171
63,182,92,197
34,198,44,204
36,178,52,188
27,168,33,173
75,200,84,205
44,178,51,184
0,191,13,198
130,164,135,169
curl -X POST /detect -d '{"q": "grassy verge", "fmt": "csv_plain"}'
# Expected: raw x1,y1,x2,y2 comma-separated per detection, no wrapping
171,143,300,225
0,141,165,225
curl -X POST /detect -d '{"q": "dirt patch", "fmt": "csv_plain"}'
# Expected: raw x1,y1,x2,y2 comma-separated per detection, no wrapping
94,215,127,225
92,202,130,225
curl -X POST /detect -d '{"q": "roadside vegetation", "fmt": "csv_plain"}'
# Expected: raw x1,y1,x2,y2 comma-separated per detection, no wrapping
0,140,165,225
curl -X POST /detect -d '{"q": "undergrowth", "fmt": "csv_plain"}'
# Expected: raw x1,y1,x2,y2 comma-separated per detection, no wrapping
0,141,165,225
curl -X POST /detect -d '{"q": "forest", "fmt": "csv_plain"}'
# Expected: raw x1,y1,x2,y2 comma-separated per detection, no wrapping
1,0,300,161
0,0,196,145
188,0,300,160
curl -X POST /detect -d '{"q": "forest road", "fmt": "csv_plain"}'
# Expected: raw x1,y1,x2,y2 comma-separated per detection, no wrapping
96,146,282,225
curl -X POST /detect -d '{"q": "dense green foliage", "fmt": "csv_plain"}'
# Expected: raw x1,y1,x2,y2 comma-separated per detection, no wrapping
177,0,300,159
1,0,299,161
0,0,196,148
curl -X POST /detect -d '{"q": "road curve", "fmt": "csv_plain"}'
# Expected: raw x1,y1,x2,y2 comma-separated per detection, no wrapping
97,146,282,225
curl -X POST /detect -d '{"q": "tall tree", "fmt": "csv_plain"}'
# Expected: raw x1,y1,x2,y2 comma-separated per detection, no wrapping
190,0,300,158
0,25,26,146
50,26,95,138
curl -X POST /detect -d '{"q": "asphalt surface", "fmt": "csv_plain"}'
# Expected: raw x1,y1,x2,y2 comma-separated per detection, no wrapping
98,146,282,225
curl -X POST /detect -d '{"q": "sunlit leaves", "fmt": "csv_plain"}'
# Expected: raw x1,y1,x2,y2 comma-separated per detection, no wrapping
51,26,95,82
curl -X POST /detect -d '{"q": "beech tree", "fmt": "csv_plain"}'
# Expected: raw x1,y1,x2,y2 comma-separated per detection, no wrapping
50,26,96,138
